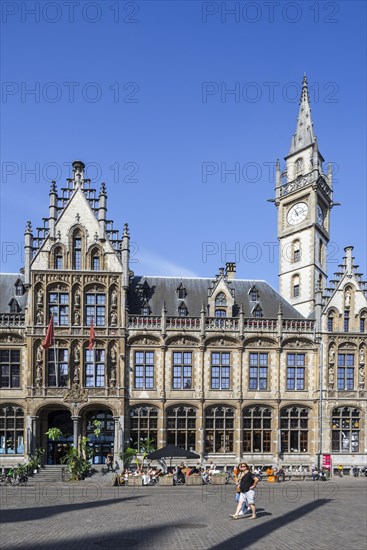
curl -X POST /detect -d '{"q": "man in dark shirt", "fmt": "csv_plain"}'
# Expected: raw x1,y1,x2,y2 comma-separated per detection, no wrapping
230,463,259,519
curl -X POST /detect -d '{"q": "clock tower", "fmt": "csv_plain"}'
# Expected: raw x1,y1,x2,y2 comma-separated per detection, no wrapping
275,75,333,317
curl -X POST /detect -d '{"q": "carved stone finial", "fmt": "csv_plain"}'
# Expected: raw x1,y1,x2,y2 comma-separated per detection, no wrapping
123,223,129,236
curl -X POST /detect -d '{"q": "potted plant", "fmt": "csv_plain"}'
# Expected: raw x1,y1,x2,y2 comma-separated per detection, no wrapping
210,473,227,485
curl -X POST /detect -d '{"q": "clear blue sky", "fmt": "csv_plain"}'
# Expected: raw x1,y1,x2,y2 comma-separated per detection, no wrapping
1,0,366,289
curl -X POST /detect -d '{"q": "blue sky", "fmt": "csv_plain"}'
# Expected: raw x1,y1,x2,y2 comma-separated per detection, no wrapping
1,0,366,289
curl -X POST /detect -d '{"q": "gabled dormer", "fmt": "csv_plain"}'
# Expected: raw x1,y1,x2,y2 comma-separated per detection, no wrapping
248,285,259,302
251,303,263,318
176,281,187,300
207,267,235,317
9,298,21,313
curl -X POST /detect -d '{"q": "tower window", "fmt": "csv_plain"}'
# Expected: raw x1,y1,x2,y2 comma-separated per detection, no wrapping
361,317,366,333
328,316,334,332
319,240,323,264
15,283,24,296
215,293,227,306
292,275,300,298
296,158,303,175
293,241,300,263
92,255,100,271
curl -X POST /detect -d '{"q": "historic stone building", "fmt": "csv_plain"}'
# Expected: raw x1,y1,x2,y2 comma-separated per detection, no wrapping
1,77,366,473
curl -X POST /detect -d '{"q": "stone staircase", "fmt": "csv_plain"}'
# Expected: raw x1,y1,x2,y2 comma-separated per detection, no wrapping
33,465,67,483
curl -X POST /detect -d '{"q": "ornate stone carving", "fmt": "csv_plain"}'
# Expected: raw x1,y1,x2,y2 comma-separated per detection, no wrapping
110,310,118,326
37,288,44,306
36,345,43,387
344,289,351,308
88,388,105,397
64,385,89,403
73,309,81,325
359,365,365,388
36,309,44,325
0,334,23,343
74,289,81,306
46,388,65,397
359,347,365,365
111,290,117,307
328,365,334,389
329,347,335,364
129,336,160,346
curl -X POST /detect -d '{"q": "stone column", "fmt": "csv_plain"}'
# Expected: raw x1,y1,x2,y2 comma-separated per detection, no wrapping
114,416,123,458
30,416,38,455
71,416,80,449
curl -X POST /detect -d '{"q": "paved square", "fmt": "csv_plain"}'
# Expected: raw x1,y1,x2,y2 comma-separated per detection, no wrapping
1,478,366,549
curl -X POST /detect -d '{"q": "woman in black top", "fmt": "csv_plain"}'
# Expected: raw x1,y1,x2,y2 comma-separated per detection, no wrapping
230,464,258,519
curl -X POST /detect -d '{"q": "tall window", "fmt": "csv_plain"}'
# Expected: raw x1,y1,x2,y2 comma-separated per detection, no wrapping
172,352,192,389
293,240,300,263
211,352,230,389
48,291,69,326
287,353,306,390
280,407,308,453
0,350,20,388
328,314,334,332
344,311,349,332
360,317,366,333
293,275,300,298
166,406,196,450
85,292,106,326
85,349,105,387
47,349,69,387
296,158,303,175
15,282,23,296
54,248,63,270
73,236,82,270
0,405,24,455
10,301,19,313
337,353,354,390
92,254,100,271
134,351,154,389
249,353,268,390
319,239,323,263
331,407,360,453
243,406,272,453
253,306,263,318
130,406,158,451
205,406,234,453
177,284,186,300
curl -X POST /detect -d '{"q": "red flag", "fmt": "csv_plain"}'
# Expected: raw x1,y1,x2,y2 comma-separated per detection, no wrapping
89,318,95,351
42,315,54,350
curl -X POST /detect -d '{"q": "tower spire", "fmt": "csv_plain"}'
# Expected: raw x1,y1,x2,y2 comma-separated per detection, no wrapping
288,74,315,156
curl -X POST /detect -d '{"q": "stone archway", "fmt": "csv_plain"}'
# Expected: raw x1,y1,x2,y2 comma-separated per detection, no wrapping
38,406,73,465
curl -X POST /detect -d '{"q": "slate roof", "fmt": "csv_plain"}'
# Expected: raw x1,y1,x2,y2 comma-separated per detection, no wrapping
128,276,304,319
0,273,28,313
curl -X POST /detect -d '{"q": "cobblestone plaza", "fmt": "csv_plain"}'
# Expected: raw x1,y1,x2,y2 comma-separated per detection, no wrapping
1,477,366,549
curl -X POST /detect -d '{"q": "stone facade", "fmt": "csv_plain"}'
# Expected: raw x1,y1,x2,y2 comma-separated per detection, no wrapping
1,79,366,473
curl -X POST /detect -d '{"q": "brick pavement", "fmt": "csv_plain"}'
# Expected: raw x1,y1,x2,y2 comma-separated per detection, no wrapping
0,477,366,550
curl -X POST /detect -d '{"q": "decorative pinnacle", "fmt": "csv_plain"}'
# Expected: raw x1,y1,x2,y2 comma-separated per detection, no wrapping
100,182,107,195
123,223,130,236
25,220,33,233
50,181,57,193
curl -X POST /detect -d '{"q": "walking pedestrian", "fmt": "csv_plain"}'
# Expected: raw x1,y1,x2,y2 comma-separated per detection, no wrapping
230,464,259,520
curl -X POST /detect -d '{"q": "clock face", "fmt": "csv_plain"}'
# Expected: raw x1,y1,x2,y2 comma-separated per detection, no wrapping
317,205,324,226
287,202,309,225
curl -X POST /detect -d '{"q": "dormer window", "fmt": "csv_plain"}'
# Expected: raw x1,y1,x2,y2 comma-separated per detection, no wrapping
252,304,263,318
177,282,187,300
178,306,188,317
142,281,150,300
249,286,258,302
15,280,24,296
9,299,20,313
141,307,150,316
215,292,227,307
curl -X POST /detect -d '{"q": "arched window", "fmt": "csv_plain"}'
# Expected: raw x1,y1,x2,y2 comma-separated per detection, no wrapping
243,406,272,453
0,405,24,455
178,304,188,317
9,299,20,313
319,239,323,264
92,253,100,271
215,292,227,306
130,406,158,452
72,231,82,270
166,406,196,450
360,311,366,333
54,247,63,270
328,311,335,332
293,240,300,263
292,275,300,298
296,158,303,175
280,407,309,453
86,410,114,464
205,406,234,453
331,407,360,453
